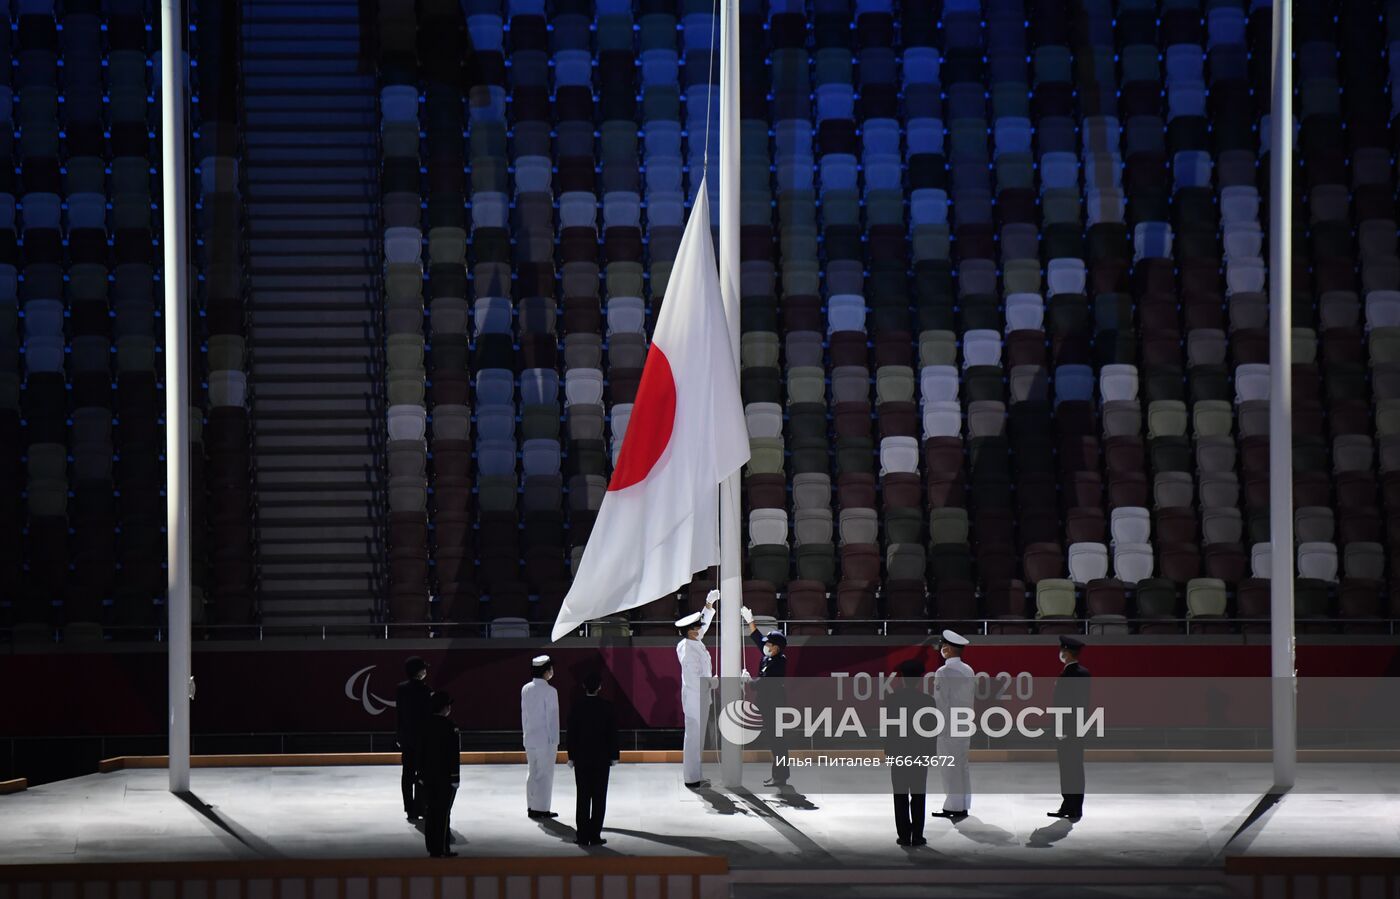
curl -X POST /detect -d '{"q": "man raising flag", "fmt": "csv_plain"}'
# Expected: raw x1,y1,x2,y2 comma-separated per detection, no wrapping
551,183,749,641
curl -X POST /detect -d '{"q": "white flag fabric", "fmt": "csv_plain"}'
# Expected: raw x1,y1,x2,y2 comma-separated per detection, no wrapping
551,186,749,641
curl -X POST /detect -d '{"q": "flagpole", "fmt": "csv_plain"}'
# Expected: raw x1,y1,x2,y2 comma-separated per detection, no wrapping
1268,0,1296,791
716,0,744,788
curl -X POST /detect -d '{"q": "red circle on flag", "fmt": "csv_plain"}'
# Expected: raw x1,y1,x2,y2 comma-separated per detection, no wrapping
609,345,677,491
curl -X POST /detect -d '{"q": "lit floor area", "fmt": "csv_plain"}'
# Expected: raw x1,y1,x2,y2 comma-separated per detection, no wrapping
0,762,1396,873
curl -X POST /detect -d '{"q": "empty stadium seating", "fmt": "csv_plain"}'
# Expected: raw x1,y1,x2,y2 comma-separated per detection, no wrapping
8,0,1400,641
352,0,1400,637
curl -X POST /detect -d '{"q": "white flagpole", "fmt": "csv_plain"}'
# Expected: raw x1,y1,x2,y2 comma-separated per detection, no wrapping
160,0,192,794
1268,0,1296,791
716,0,744,788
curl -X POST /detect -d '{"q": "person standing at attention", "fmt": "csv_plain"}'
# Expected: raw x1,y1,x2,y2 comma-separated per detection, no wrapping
395,656,432,822
566,670,619,846
931,630,974,822
418,691,460,858
521,654,560,819
1049,636,1091,820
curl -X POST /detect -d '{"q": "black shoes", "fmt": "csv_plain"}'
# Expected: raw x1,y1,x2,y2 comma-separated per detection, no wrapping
931,810,967,821
762,778,788,787
684,780,710,789
1047,810,1082,820
911,836,927,846
430,851,459,858
528,810,559,819
575,837,608,846
406,814,420,823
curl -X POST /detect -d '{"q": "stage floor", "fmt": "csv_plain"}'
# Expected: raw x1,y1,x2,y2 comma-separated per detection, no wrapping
0,762,1396,872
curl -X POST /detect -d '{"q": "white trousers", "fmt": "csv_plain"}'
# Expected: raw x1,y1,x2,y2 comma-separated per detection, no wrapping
681,690,711,783
525,747,555,812
938,736,971,812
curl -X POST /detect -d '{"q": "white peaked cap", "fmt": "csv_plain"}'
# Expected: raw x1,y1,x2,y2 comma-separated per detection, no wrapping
675,611,704,628
532,654,551,665
941,629,969,646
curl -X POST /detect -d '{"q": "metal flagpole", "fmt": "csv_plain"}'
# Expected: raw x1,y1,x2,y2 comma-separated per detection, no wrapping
1268,0,1296,790
160,0,193,794
716,0,744,788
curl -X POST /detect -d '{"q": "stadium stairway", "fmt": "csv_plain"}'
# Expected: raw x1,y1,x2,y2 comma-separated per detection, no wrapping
239,0,387,629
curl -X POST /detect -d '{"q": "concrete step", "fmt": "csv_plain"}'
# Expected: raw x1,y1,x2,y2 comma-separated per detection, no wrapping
258,522,380,542
249,308,377,327
246,257,373,273
249,328,378,346
243,90,371,110
243,179,378,198
241,108,377,128
248,237,377,256
255,443,382,462
244,151,378,168
255,469,381,488
243,74,366,91
244,128,377,144
247,272,375,290
252,555,381,574
241,56,368,76
245,164,378,183
254,534,380,554
244,22,361,38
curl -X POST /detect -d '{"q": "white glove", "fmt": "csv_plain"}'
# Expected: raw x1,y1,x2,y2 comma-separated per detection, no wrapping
705,589,721,607
567,760,574,768
740,668,752,683
610,760,618,767
740,606,754,625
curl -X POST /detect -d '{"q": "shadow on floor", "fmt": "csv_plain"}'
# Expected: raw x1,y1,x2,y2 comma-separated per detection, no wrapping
176,791,283,858
1025,818,1075,849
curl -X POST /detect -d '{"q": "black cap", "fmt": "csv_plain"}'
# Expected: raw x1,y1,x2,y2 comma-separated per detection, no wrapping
763,630,788,648
430,691,453,713
405,656,427,677
1059,636,1085,652
582,670,603,693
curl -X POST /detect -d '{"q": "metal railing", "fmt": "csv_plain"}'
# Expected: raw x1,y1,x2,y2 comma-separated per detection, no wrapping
2,615,1396,646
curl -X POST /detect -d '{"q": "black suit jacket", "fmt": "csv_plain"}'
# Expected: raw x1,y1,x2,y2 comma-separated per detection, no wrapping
749,629,787,709
1052,662,1091,731
418,714,461,786
396,678,432,748
883,680,936,758
567,694,619,767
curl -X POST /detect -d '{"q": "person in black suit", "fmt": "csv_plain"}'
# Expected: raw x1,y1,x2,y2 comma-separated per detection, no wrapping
745,611,790,787
884,659,933,846
418,691,461,857
395,656,432,821
1049,636,1091,820
566,670,619,846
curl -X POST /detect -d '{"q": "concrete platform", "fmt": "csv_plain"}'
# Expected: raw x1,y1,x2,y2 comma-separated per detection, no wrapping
1,761,1396,875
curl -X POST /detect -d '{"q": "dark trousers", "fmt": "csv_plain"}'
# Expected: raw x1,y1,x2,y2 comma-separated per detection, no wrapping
1056,738,1085,816
400,744,421,816
573,763,610,843
762,711,790,784
422,782,458,856
891,764,928,842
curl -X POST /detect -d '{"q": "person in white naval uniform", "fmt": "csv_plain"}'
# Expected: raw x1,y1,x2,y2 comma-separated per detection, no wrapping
521,654,560,818
676,591,718,788
931,629,975,820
